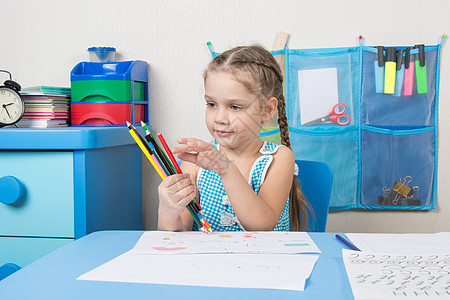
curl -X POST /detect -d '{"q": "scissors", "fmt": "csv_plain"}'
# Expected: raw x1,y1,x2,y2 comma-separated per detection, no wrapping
303,103,350,126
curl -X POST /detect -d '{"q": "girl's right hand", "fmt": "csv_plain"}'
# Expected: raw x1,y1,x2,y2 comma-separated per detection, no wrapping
158,173,197,220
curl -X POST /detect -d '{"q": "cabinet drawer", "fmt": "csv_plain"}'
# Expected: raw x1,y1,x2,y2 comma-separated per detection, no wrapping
0,151,74,238
0,236,73,268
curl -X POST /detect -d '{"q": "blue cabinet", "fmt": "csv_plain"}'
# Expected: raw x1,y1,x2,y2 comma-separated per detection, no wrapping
0,127,143,275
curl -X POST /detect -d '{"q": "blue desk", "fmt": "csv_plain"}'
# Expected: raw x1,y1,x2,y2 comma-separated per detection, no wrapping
0,231,355,299
0,128,144,274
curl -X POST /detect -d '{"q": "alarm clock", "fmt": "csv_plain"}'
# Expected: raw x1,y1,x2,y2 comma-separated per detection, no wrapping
0,79,24,128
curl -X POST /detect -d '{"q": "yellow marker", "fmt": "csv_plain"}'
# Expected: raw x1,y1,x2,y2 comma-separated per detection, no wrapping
384,47,397,94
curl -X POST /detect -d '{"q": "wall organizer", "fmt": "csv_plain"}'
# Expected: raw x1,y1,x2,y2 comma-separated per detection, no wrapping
208,35,446,210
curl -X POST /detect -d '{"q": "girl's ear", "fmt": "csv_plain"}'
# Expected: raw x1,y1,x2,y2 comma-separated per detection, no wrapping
262,97,278,122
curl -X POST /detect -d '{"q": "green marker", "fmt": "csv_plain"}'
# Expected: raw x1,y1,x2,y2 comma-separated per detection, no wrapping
415,44,427,94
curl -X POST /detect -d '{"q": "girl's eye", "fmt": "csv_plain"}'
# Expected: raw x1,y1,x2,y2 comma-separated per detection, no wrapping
206,102,216,108
230,105,241,111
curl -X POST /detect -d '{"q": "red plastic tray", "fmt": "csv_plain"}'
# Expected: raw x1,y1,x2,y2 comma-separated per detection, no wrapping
71,103,145,125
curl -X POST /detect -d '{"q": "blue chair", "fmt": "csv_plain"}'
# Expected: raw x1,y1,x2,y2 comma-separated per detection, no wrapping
296,159,333,232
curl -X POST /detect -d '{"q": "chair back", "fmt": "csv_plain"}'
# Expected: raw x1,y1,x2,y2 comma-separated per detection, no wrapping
295,159,333,232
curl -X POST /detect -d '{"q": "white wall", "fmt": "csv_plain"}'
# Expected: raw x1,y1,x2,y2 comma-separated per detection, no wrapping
2,0,449,233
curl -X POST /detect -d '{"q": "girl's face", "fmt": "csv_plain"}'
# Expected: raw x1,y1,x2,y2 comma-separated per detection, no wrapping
204,71,264,149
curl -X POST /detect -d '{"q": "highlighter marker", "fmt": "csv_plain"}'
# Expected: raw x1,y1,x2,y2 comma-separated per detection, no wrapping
415,44,427,94
403,47,415,96
374,46,385,93
393,49,404,97
384,47,397,94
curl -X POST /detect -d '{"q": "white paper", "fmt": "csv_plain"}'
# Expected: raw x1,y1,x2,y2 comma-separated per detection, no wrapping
343,249,450,300
130,231,321,255
346,232,450,254
298,67,339,125
78,251,319,291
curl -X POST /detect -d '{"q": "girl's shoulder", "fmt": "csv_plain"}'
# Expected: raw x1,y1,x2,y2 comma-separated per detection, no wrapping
260,141,294,160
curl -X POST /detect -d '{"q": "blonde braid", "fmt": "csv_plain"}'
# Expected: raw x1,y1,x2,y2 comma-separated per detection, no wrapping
277,93,311,231
276,94,291,147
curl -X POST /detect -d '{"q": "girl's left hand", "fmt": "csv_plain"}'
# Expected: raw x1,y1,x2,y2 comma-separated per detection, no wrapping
173,138,231,175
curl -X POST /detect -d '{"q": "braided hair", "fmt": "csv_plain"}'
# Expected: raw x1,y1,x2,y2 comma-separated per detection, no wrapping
204,45,311,231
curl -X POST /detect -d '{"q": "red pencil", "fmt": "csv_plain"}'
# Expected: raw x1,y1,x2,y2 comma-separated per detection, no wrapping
157,133,212,233
157,133,183,174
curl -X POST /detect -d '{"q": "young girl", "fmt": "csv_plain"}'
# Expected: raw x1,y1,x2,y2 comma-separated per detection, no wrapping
157,45,309,232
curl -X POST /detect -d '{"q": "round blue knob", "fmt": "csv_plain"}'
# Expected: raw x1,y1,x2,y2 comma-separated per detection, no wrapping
0,263,21,280
0,176,24,205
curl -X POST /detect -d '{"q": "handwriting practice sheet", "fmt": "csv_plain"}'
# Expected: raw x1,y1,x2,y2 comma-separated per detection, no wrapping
130,231,321,254
343,250,450,299
345,232,450,254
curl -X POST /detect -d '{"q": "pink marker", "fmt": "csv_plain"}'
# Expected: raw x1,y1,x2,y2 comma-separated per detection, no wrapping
403,47,415,96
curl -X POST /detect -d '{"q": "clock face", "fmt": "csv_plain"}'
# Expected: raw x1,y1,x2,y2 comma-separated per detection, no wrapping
0,88,25,125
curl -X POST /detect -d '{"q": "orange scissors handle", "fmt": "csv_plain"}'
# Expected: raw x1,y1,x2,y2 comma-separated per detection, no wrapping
330,114,350,126
303,102,350,126
330,103,347,116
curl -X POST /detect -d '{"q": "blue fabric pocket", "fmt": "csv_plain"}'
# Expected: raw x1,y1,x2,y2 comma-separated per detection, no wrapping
290,126,359,209
361,47,438,127
360,126,435,209
286,47,360,128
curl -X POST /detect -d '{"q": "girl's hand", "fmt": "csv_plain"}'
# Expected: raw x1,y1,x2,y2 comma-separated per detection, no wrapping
173,138,231,175
158,173,196,220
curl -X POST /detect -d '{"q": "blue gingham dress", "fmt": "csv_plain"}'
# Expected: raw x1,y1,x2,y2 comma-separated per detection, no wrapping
193,141,290,232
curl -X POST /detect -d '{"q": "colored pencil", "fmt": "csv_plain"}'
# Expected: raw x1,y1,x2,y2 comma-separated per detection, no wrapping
157,133,212,233
129,123,170,177
147,141,171,176
157,132,201,210
129,121,207,232
140,122,211,233
151,154,167,177
145,133,175,176
126,121,166,180
141,121,176,175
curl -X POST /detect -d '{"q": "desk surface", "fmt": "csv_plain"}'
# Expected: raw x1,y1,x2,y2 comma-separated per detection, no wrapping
0,231,354,300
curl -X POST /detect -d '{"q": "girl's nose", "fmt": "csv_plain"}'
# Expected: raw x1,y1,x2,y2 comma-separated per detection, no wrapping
215,108,230,125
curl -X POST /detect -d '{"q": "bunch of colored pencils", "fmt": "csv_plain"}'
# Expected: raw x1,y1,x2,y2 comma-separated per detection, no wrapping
126,121,212,233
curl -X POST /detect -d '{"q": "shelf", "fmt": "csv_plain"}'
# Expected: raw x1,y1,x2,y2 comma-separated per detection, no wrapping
0,126,147,150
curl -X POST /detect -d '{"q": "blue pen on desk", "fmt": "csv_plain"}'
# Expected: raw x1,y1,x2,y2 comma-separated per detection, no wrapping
335,234,361,251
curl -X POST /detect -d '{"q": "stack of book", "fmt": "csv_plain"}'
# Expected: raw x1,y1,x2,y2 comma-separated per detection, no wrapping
18,86,71,128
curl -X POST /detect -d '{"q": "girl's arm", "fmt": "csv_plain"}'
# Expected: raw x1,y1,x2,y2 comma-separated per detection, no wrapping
174,138,294,231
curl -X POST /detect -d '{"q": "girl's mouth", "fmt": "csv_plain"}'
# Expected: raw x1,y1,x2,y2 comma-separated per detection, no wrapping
215,130,233,137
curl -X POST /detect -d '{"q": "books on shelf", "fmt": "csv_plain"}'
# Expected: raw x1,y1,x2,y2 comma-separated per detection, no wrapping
20,86,71,97
18,86,71,128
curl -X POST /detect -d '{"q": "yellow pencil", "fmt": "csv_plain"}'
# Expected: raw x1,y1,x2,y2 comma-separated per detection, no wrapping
126,121,166,180
127,121,209,233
